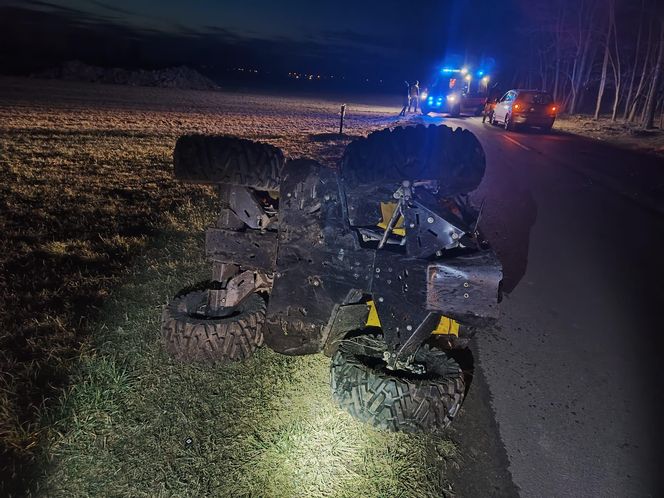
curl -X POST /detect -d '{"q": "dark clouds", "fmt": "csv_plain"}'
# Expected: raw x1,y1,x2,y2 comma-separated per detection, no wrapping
0,0,511,83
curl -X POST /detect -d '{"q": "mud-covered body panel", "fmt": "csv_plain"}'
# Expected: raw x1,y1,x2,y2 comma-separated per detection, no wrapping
263,160,375,355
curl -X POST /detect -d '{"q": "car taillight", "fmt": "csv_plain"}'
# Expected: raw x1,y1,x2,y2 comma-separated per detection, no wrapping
549,105,558,113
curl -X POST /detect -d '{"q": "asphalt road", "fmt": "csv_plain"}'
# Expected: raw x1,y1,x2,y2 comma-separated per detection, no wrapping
419,115,664,497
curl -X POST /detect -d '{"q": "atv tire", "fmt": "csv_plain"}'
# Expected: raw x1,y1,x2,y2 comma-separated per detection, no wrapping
173,134,285,190
341,124,485,196
331,337,465,433
161,289,266,363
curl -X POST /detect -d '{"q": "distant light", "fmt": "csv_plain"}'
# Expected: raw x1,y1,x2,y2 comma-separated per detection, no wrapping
478,70,484,76
461,67,468,75
465,74,472,81
446,94,456,102
482,76,490,83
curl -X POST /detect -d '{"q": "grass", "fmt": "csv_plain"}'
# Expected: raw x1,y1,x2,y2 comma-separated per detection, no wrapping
0,77,455,496
36,203,454,497
554,114,664,156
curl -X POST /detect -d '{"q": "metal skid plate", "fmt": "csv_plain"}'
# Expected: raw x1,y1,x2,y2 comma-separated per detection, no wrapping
228,186,270,229
403,201,466,258
370,251,434,352
264,159,374,355
344,182,400,227
206,228,277,273
322,302,371,356
427,250,502,321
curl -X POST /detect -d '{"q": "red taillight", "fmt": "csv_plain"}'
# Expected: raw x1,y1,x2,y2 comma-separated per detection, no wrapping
513,102,522,112
550,105,558,113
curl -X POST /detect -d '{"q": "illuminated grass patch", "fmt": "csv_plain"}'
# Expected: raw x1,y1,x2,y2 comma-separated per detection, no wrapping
38,207,455,497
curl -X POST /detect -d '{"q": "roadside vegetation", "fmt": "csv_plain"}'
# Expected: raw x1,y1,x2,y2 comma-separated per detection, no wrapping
554,114,664,155
0,77,454,496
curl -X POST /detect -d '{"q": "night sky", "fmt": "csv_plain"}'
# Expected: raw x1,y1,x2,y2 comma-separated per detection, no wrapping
0,0,517,86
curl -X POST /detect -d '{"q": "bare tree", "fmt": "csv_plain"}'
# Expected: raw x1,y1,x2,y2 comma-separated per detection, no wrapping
568,0,598,113
628,15,654,121
642,20,664,129
608,1,622,121
594,2,613,120
623,0,646,119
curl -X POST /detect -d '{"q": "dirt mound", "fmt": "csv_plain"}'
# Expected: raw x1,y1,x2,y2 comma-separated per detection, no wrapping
34,60,220,91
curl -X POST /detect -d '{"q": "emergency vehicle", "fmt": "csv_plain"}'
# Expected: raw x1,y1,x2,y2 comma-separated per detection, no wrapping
421,67,491,117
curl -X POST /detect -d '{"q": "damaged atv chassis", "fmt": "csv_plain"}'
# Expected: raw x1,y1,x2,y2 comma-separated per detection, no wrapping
161,126,502,434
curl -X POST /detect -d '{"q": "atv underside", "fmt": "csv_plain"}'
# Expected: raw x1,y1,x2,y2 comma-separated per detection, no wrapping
161,125,502,434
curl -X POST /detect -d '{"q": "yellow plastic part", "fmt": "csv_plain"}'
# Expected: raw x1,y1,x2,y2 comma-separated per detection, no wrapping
377,202,406,236
431,315,460,336
366,300,381,327
365,300,459,336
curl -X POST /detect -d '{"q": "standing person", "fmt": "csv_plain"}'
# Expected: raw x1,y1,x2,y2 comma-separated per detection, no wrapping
482,96,498,123
482,96,492,123
407,80,420,113
399,80,410,116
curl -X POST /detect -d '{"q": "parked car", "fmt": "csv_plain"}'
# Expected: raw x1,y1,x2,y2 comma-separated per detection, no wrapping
490,89,557,132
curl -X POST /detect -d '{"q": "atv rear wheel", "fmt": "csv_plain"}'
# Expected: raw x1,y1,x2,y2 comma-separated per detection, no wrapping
330,336,465,433
161,287,266,363
341,124,485,196
173,134,285,190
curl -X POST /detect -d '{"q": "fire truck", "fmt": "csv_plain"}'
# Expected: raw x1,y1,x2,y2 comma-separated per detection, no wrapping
420,67,491,117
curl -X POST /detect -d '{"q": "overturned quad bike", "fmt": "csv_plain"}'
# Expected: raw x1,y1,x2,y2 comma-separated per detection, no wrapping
161,124,502,433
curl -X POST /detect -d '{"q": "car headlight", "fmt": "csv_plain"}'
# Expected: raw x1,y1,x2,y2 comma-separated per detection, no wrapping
420,92,428,100
446,95,456,102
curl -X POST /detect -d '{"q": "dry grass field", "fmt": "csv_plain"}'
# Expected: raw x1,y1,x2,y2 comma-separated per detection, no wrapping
0,77,456,496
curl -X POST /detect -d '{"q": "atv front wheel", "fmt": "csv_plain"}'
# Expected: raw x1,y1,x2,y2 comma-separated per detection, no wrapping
331,336,465,433
161,287,266,363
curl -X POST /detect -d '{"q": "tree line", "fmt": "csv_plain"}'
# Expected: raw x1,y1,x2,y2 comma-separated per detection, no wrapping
511,0,664,129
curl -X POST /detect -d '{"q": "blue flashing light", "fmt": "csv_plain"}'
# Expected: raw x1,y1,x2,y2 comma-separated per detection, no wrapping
478,70,484,76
